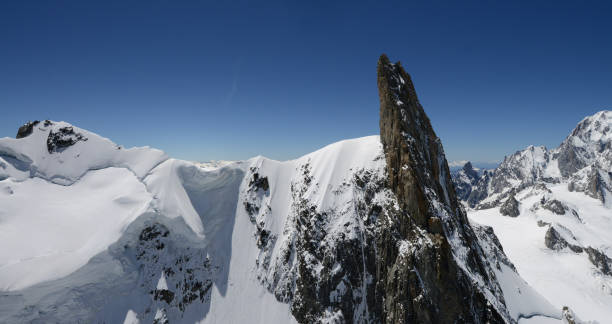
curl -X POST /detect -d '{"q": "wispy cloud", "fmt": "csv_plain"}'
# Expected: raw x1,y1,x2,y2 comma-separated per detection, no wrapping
223,57,244,107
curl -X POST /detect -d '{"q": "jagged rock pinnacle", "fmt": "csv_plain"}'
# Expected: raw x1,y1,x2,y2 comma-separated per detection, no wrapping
377,54,459,228
376,54,507,323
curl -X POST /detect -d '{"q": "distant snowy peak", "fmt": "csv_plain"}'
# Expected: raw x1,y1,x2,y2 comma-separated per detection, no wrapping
455,110,612,208
569,110,612,145
0,120,167,184
499,145,550,183
555,110,612,177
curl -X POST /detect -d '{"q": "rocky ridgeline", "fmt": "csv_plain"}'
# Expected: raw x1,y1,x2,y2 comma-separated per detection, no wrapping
453,111,612,209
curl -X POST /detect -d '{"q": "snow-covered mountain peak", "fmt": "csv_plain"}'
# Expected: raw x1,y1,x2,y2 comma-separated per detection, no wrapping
456,110,612,209
556,110,612,176
0,120,167,185
570,110,611,143
502,145,549,176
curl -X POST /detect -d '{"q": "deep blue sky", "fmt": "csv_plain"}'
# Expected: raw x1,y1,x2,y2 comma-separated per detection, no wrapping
1,1,611,162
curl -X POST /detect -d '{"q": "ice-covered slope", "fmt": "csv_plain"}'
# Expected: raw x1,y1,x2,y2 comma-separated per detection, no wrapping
203,136,386,323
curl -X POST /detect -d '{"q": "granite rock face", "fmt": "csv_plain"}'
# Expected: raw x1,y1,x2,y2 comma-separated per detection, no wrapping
375,54,508,323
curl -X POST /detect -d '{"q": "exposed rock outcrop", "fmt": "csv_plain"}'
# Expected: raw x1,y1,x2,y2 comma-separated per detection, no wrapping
500,194,520,217
544,226,583,253
252,54,517,323
16,121,40,139
561,306,577,324
585,247,612,276
542,199,567,215
47,126,87,153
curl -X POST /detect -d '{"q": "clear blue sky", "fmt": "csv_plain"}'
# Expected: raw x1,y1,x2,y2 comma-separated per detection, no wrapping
1,1,611,162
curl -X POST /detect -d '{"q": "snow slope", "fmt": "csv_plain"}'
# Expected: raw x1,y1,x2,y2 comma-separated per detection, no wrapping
0,167,151,291
0,121,165,291
469,184,612,323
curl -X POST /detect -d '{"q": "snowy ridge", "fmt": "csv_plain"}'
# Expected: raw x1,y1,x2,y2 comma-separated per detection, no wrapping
558,110,612,174
0,120,167,185
0,119,564,323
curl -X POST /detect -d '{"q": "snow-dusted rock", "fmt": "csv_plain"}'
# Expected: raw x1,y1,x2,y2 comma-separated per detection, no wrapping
500,194,520,217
